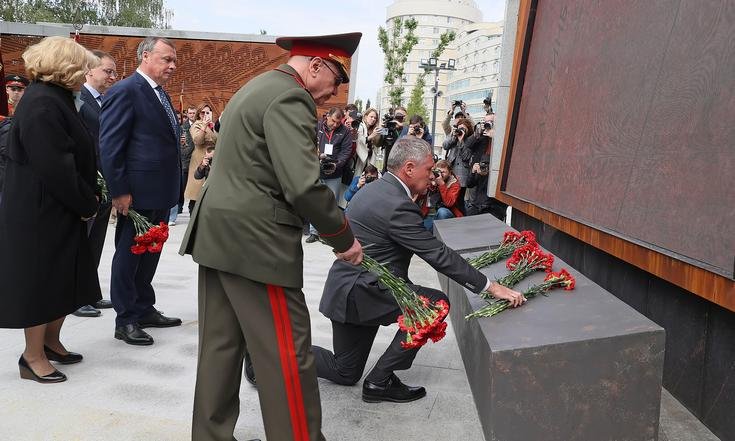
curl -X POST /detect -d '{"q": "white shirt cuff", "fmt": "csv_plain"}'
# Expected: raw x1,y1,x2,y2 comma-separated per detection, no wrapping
483,277,492,293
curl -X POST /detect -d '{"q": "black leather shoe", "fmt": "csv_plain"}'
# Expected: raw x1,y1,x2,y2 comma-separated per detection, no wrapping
114,324,154,345
362,374,426,403
18,356,67,383
138,311,182,328
305,234,319,243
44,346,83,364
244,351,256,386
73,305,101,317
95,299,113,309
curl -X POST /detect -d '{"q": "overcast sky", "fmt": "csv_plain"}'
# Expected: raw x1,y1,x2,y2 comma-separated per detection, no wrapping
166,0,506,103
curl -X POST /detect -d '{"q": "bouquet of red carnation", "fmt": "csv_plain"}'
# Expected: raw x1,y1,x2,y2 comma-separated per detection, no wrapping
466,230,537,269
97,172,169,255
355,254,450,350
466,269,576,319
129,216,169,254
478,244,554,300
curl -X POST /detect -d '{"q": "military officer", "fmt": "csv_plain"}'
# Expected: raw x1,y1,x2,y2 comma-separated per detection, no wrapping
5,74,29,116
180,32,363,441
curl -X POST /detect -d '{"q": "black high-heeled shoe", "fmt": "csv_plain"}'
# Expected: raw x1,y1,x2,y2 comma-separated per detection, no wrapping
18,355,67,383
44,345,83,364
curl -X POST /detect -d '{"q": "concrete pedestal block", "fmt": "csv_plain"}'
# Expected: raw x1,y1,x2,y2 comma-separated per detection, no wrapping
435,215,665,441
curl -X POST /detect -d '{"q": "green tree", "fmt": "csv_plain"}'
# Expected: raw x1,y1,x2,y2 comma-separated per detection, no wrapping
1,0,173,29
406,75,428,122
408,30,456,136
354,98,363,113
378,17,419,108
366,98,371,110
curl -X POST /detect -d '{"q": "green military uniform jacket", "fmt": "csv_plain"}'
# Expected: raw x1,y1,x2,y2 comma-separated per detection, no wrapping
179,64,354,288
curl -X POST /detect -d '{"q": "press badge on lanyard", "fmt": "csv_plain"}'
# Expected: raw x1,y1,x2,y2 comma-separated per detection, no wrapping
323,143,334,155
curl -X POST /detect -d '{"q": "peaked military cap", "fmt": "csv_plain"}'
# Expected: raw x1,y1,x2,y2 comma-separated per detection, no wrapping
276,32,362,84
5,74,29,88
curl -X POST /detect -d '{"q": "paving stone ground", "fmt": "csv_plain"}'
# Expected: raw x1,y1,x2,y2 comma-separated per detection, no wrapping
0,213,719,441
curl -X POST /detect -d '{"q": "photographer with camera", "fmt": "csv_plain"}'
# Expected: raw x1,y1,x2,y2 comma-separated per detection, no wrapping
378,107,405,174
306,106,354,243
344,164,379,203
442,100,474,136
442,117,474,212
399,114,434,145
465,113,507,220
418,159,463,231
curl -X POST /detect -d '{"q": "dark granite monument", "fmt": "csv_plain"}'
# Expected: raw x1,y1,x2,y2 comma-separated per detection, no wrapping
434,214,665,441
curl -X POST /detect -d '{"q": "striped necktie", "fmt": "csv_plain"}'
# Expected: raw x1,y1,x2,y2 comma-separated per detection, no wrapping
155,86,178,136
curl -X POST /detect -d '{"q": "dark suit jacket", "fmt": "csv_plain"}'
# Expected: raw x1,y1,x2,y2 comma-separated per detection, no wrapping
319,172,487,324
99,72,180,210
79,85,102,170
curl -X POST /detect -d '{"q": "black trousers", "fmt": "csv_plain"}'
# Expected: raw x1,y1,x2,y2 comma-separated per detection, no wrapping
313,285,448,385
87,201,112,268
110,208,168,327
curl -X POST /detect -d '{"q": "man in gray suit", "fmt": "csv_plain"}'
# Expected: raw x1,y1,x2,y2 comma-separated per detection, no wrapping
314,136,526,404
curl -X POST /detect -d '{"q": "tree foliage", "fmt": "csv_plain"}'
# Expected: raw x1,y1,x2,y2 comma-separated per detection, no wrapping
0,0,173,29
353,98,363,113
406,74,427,123
378,17,419,108
408,30,456,136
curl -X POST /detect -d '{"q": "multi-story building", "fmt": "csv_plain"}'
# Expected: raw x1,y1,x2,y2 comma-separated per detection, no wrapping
447,21,503,123
378,0,503,149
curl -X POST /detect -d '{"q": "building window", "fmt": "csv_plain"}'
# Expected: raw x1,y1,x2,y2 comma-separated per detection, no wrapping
433,27,439,34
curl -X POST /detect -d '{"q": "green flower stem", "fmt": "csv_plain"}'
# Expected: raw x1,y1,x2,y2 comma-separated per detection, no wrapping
465,279,565,320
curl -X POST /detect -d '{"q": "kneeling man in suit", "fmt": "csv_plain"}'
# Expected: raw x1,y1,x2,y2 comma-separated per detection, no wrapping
314,136,526,403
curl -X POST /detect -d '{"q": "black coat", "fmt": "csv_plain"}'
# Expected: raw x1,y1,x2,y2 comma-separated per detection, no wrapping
0,81,101,328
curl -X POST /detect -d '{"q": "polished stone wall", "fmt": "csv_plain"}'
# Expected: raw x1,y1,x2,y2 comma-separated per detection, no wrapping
512,210,735,441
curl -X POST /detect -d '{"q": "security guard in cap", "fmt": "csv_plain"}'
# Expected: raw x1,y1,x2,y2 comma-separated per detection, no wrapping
180,32,362,441
5,74,29,117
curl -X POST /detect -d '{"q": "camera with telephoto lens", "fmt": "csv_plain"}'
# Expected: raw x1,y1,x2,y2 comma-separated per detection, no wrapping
320,155,337,174
364,175,377,184
452,100,463,108
479,161,489,172
454,126,466,137
380,113,399,148
432,168,442,178
349,110,363,129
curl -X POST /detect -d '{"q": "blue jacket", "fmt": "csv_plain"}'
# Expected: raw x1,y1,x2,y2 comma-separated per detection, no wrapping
99,72,180,210
344,175,361,202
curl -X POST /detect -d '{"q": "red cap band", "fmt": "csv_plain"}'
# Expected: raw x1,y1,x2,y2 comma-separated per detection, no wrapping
289,40,350,59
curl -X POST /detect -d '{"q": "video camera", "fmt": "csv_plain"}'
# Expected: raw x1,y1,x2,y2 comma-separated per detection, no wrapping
380,113,399,148
320,155,337,174
348,110,363,130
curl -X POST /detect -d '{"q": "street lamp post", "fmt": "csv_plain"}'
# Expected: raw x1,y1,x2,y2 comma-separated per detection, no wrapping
420,57,456,148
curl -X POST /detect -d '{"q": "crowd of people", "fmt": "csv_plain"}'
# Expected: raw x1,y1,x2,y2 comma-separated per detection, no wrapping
0,33,521,441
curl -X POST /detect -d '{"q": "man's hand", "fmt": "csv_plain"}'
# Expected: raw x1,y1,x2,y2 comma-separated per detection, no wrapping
460,102,467,114
471,163,481,174
335,238,363,265
112,194,132,216
487,282,526,307
357,175,366,188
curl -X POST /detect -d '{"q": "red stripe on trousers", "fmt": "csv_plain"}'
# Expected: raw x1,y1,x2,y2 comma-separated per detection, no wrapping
267,284,309,441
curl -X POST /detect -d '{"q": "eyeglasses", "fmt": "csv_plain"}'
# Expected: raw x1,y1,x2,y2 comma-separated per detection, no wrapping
102,68,117,78
321,61,344,87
